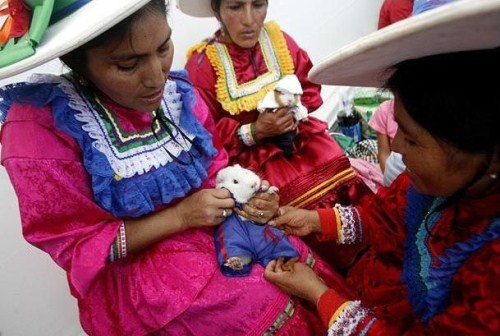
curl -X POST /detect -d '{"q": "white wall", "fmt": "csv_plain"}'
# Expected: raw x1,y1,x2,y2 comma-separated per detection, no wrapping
0,1,382,334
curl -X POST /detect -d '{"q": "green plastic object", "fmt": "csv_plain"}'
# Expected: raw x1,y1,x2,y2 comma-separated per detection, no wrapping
0,34,35,67
27,0,54,44
0,0,54,68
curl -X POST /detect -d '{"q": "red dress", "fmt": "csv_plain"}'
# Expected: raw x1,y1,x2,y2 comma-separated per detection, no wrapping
315,173,500,335
185,21,368,210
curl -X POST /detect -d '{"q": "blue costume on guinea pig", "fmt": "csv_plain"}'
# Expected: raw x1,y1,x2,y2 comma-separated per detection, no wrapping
214,164,299,277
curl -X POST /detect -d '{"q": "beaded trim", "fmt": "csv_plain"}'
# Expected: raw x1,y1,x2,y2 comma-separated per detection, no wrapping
237,123,257,146
327,300,369,336
334,204,362,244
305,249,317,268
263,298,296,336
204,21,295,115
108,222,127,262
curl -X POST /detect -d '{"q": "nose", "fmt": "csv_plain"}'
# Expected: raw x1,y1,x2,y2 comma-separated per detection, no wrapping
241,4,253,25
143,57,168,88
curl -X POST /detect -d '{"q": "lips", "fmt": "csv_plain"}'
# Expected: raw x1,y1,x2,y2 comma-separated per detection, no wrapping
141,90,163,105
241,30,255,38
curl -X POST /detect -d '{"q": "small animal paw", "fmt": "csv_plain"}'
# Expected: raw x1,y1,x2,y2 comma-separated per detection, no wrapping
224,256,251,270
268,186,279,194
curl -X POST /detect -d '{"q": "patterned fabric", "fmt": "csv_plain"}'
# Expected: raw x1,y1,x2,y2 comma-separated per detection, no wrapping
334,204,363,245
187,21,295,115
347,139,379,164
327,301,370,336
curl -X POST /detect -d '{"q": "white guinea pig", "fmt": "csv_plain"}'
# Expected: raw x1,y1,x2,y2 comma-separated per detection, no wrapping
216,164,277,204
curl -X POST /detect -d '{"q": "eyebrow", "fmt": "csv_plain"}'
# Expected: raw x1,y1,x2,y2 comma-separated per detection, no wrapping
109,30,172,62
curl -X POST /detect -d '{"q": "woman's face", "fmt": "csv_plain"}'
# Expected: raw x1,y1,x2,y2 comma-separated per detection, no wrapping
391,95,485,197
85,12,174,112
218,0,268,49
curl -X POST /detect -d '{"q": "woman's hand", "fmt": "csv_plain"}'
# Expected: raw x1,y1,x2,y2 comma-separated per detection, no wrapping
268,206,321,236
236,180,279,224
174,188,235,229
264,257,328,304
254,107,297,140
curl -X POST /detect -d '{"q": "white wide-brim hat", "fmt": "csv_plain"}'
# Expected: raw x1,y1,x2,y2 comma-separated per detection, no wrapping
0,0,151,80
177,0,214,17
309,0,500,88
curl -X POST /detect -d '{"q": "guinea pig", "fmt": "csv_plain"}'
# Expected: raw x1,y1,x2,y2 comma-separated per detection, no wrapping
216,164,278,205
214,165,292,276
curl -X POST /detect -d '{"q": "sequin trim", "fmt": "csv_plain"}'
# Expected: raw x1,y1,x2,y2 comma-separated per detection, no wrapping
334,204,362,244
327,300,369,336
263,298,296,336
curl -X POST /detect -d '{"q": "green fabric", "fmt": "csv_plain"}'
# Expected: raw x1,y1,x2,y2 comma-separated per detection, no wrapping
330,132,356,152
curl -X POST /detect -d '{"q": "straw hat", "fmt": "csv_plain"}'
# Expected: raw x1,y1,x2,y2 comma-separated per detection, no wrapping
0,0,151,80
309,0,500,87
176,0,214,18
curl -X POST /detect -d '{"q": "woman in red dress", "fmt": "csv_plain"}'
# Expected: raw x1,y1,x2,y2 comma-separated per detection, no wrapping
180,0,369,211
265,0,500,334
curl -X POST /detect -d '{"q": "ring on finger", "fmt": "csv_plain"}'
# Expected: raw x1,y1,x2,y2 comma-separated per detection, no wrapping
258,210,264,217
222,209,228,217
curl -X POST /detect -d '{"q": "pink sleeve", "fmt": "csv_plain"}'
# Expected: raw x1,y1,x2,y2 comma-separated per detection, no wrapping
368,100,398,140
192,89,229,188
1,104,121,298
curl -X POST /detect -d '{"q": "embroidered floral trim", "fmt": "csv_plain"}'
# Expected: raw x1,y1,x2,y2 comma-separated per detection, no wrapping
263,298,295,336
327,300,369,336
31,74,195,178
334,204,362,244
205,21,295,115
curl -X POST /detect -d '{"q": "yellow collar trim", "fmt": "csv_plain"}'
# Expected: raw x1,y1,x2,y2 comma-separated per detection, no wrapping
205,21,295,115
